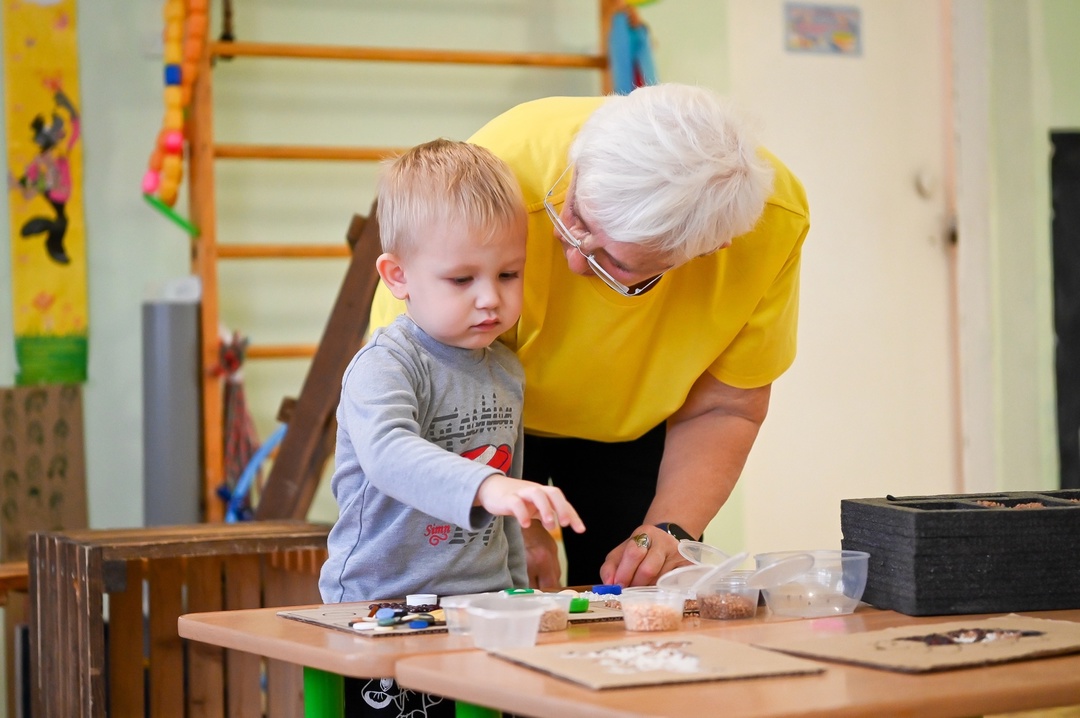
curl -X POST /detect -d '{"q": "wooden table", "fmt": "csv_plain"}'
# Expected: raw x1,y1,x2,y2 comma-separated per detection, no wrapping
179,603,1080,718
396,608,1080,718
178,603,649,716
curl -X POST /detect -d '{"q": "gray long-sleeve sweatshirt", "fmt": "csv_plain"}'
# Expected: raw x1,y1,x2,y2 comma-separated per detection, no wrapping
319,315,528,603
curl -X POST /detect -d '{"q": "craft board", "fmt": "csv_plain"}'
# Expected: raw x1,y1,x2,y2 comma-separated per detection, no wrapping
492,634,824,690
279,602,624,638
754,614,1080,673
0,384,88,561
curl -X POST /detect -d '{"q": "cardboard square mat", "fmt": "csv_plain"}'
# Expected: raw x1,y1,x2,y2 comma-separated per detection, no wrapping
754,614,1080,673
492,634,824,690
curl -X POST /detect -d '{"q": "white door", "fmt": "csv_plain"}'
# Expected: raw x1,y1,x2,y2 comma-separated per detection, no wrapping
713,1,958,552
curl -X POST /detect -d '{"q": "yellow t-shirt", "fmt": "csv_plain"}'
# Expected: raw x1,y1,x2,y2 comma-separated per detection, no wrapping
370,96,810,443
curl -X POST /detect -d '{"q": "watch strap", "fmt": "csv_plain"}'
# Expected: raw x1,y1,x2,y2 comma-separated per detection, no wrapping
654,522,698,542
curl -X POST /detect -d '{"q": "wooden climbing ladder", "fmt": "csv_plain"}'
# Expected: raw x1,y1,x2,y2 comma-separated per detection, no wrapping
188,3,621,522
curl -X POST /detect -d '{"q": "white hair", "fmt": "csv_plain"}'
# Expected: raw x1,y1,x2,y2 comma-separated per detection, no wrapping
569,83,774,262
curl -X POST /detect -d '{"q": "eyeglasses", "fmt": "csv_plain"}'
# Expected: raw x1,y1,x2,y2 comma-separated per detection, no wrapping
543,166,663,297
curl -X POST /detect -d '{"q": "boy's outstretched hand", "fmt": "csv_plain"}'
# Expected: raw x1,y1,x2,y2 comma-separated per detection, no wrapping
475,475,586,535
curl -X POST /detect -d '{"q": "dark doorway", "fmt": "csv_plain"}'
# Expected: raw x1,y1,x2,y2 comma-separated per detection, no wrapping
1051,131,1080,489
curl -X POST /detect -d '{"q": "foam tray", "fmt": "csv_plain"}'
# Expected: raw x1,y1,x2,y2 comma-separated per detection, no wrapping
840,489,1080,616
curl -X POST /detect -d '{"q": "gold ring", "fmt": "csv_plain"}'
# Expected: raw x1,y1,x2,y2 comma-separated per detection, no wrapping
632,532,651,550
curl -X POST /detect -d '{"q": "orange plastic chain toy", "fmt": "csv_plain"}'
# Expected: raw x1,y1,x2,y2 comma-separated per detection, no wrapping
141,0,207,236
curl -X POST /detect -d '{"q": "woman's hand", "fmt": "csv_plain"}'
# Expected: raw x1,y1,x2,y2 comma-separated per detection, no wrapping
599,526,690,587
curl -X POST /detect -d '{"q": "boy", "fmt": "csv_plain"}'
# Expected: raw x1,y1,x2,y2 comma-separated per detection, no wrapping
319,139,585,717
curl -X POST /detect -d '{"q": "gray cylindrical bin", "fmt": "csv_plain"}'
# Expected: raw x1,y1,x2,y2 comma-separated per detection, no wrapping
142,278,202,526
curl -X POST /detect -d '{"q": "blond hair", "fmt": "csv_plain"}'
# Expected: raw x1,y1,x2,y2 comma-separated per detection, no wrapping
377,138,526,256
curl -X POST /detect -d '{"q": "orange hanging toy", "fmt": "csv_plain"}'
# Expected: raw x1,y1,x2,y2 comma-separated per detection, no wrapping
141,0,207,236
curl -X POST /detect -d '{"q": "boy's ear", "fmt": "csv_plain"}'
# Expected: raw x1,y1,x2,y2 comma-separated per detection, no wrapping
376,252,409,300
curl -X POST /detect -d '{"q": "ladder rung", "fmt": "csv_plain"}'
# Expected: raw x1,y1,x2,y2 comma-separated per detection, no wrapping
214,144,405,162
218,244,351,259
210,41,607,70
246,344,317,360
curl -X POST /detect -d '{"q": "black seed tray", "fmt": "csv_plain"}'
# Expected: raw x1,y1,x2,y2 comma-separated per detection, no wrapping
840,490,1080,616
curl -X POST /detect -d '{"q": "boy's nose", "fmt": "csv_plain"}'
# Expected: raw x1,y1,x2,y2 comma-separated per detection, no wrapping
474,281,500,308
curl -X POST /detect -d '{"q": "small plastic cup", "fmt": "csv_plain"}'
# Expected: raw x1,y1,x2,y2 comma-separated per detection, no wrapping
698,570,760,620
439,593,492,635
535,593,572,632
465,595,545,649
618,588,687,632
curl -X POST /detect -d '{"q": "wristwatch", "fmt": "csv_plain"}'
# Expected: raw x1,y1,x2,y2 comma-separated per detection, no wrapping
654,522,698,542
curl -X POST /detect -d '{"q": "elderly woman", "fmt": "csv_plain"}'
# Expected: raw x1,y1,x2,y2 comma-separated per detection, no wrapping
371,83,810,588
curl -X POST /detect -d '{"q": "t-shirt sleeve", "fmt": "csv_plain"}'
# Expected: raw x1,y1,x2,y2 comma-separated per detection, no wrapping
707,204,810,389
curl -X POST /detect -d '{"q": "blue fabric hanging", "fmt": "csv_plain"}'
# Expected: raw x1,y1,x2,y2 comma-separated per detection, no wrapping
608,9,658,95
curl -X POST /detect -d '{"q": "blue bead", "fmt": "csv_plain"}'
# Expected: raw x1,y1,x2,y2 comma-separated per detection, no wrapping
407,619,429,629
375,607,396,620
164,64,182,85
591,584,622,595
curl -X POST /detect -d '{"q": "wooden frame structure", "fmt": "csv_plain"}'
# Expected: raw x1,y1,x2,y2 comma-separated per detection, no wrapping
188,4,620,521
29,522,328,717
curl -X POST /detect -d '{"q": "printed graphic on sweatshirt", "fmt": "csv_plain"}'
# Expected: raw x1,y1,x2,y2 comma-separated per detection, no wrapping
428,391,516,452
423,442,511,547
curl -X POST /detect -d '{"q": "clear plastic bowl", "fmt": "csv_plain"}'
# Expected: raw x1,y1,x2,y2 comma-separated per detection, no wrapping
465,595,545,649
753,549,869,618
439,593,494,635
618,588,687,632
697,570,760,620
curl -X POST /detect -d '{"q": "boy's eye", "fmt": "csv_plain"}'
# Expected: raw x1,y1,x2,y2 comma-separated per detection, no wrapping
499,271,520,280
450,277,472,286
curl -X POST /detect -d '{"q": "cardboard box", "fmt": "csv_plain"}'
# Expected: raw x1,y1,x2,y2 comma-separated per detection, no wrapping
840,490,1080,616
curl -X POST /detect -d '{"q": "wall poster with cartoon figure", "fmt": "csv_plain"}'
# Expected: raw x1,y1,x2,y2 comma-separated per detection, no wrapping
4,0,88,384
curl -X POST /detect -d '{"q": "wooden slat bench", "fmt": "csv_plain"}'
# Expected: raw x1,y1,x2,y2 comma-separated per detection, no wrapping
28,521,329,718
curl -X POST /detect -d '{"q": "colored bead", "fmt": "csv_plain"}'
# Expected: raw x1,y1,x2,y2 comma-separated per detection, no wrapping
158,183,178,207
184,38,203,63
374,607,397,620
163,2,184,22
164,42,183,64
163,130,184,154
163,108,183,130
181,61,198,87
164,86,182,108
142,170,160,194
407,619,430,629
186,13,208,39
164,64,182,85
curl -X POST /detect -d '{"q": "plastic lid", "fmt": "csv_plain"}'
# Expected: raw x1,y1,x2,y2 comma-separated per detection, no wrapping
677,540,731,566
687,551,749,593
656,551,748,594
745,553,815,590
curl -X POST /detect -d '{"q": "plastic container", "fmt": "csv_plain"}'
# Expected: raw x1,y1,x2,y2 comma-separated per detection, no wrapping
465,595,546,649
618,588,687,632
439,593,493,635
536,593,572,632
697,570,760,620
753,549,870,618
504,590,572,632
